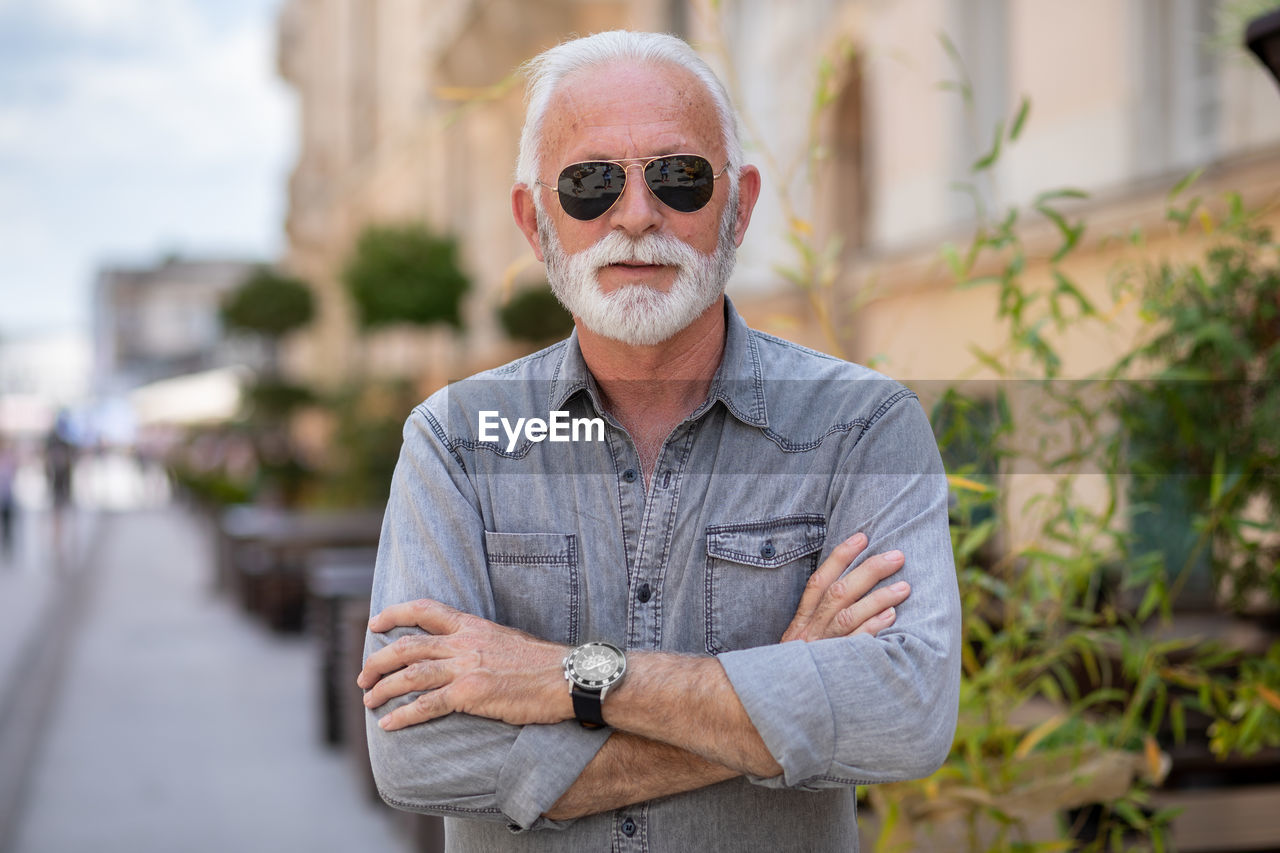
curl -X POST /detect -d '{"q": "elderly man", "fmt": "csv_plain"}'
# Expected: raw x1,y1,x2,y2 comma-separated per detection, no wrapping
358,30,960,852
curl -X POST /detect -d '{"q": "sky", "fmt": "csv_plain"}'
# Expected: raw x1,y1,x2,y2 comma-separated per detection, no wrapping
0,0,293,338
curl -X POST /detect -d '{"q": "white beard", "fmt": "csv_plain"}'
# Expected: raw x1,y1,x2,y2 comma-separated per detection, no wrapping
536,190,739,347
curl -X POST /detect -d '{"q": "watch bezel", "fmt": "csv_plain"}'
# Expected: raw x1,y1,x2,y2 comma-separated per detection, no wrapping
564,641,627,691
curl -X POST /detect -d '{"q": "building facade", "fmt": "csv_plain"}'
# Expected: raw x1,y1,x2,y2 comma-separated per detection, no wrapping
276,0,1280,386
93,257,261,394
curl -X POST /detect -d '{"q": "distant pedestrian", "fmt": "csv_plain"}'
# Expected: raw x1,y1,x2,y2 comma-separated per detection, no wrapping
45,416,76,570
46,425,74,511
0,436,17,558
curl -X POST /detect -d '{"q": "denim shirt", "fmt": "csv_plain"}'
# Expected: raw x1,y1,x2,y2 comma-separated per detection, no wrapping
364,299,961,853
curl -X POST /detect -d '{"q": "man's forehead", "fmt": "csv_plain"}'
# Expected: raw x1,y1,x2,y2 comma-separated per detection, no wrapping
539,60,723,162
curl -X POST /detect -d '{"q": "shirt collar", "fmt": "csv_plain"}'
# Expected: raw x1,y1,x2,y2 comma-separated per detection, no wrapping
547,296,768,429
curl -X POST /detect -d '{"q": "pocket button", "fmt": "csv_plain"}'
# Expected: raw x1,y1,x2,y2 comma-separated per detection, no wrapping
760,540,776,559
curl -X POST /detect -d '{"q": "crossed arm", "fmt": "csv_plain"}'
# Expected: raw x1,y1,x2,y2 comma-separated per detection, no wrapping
358,534,911,819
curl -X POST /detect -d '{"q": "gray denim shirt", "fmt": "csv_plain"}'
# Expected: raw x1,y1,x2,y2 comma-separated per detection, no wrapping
364,299,961,853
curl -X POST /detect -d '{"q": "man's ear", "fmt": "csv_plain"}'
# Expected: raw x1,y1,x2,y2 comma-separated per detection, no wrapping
731,165,762,248
512,183,545,262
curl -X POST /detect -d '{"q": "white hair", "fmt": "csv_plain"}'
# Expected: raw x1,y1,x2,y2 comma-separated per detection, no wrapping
515,30,744,191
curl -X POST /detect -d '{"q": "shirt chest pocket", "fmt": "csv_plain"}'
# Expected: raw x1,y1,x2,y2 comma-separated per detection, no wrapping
703,514,827,655
483,531,580,646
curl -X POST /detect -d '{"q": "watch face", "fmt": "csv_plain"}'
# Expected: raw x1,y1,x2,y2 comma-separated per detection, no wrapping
567,642,626,689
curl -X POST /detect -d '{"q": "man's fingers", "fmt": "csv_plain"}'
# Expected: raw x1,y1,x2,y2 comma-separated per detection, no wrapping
825,582,910,640
357,632,451,689
363,659,454,709
854,607,897,636
781,533,867,642
368,597,464,634
377,688,454,731
798,550,906,642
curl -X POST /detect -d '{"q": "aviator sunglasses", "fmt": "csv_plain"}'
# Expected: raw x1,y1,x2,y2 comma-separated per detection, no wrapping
537,153,729,221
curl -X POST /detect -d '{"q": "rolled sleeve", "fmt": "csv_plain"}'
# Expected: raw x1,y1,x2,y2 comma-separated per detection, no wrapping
718,641,834,786
496,723,612,828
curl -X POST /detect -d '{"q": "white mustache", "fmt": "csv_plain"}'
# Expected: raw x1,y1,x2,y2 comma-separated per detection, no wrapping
576,229,702,273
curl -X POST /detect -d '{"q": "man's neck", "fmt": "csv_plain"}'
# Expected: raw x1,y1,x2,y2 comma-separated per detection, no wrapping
575,297,727,425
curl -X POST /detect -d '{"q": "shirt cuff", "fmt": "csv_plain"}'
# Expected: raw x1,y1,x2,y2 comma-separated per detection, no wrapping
496,720,612,829
718,641,835,788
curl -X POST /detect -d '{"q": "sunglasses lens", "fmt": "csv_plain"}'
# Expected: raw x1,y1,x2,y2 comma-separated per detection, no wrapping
644,155,716,213
556,161,622,220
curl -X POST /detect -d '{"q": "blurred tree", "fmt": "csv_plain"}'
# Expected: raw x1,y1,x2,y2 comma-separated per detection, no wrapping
342,223,470,331
219,265,318,507
221,266,316,371
496,282,574,346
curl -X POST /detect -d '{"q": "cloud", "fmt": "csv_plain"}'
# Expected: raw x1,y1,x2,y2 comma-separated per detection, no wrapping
0,0,292,335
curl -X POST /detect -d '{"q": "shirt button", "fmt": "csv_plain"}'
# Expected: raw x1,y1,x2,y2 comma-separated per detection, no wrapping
636,582,652,603
621,468,638,483
621,817,637,836
760,540,776,559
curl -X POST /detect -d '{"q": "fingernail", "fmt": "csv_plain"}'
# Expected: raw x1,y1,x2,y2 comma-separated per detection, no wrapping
884,550,903,563
892,581,909,592
845,533,866,547
379,716,391,730
880,607,895,620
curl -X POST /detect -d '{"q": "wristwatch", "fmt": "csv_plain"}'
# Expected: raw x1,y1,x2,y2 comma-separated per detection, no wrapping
563,641,627,728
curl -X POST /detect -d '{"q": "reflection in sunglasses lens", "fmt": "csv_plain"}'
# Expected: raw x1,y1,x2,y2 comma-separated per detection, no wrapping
645,156,714,213
554,155,717,221
556,162,621,220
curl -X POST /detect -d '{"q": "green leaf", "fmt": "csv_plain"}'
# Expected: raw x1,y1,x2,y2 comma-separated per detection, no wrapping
972,120,1005,172
1052,271,1098,317
958,517,998,558
1210,447,1226,504
1008,96,1031,141
1036,204,1085,261
1137,583,1163,622
968,344,1006,375
1034,187,1089,205
1168,167,1204,200
956,275,1001,290
936,32,973,105
1114,800,1148,829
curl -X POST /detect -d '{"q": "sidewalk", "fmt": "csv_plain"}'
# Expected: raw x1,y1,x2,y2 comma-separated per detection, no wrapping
0,508,71,709
0,504,100,829
7,506,410,853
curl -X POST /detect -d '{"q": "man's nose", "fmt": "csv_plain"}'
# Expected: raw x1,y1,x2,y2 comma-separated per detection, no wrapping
606,164,663,236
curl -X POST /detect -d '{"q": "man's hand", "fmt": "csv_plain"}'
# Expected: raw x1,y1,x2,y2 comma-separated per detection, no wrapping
358,599,570,731
781,532,910,642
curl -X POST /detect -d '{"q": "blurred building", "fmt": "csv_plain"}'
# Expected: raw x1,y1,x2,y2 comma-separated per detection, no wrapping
275,0,1280,387
92,257,262,395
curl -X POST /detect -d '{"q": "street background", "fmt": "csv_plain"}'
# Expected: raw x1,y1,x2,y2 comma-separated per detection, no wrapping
3,1,1280,851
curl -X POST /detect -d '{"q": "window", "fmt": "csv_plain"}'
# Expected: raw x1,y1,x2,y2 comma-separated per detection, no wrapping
1134,0,1221,176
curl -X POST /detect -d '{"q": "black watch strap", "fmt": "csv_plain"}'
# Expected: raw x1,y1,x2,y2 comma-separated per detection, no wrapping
571,686,607,728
